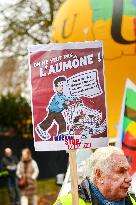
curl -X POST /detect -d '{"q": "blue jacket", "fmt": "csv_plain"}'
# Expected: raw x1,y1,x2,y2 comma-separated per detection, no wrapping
48,92,76,112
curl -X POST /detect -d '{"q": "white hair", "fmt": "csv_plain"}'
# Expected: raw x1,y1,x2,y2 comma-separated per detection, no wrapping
84,146,124,182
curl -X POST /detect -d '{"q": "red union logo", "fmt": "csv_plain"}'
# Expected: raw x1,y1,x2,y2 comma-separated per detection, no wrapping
65,139,81,149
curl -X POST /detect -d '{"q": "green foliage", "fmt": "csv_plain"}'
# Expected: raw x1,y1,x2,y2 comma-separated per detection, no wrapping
0,178,60,205
0,93,32,136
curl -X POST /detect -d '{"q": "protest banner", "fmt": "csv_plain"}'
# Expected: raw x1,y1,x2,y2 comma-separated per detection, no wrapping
116,79,136,194
28,41,108,151
28,41,108,205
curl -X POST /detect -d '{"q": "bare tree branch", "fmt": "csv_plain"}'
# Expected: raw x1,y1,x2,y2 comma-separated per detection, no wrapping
0,0,64,96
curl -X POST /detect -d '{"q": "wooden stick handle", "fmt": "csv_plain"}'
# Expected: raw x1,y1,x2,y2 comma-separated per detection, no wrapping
69,149,79,205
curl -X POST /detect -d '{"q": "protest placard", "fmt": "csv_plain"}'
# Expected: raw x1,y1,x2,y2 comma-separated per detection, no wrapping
28,41,108,205
28,41,108,151
116,79,136,194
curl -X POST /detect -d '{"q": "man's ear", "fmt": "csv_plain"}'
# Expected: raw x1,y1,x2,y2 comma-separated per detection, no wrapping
95,168,102,179
94,169,104,186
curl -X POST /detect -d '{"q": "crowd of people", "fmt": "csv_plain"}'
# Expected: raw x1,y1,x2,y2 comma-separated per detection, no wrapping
1,147,39,205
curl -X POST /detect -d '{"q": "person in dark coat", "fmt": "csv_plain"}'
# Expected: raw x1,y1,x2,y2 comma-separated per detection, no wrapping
1,147,19,205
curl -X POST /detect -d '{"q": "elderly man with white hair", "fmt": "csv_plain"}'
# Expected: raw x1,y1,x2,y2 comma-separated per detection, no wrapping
54,146,136,205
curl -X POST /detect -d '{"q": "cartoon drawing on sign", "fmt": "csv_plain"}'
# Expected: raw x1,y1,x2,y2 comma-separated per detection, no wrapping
35,70,107,141
66,99,107,141
65,69,103,98
35,76,77,140
64,70,107,140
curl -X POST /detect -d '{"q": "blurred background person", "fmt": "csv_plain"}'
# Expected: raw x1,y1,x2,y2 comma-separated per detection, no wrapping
17,148,39,205
55,150,68,186
1,147,19,205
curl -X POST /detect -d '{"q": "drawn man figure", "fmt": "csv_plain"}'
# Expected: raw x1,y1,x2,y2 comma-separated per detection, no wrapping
35,76,76,140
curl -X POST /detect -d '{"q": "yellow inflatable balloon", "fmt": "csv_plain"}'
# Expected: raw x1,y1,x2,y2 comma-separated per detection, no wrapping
52,0,136,138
